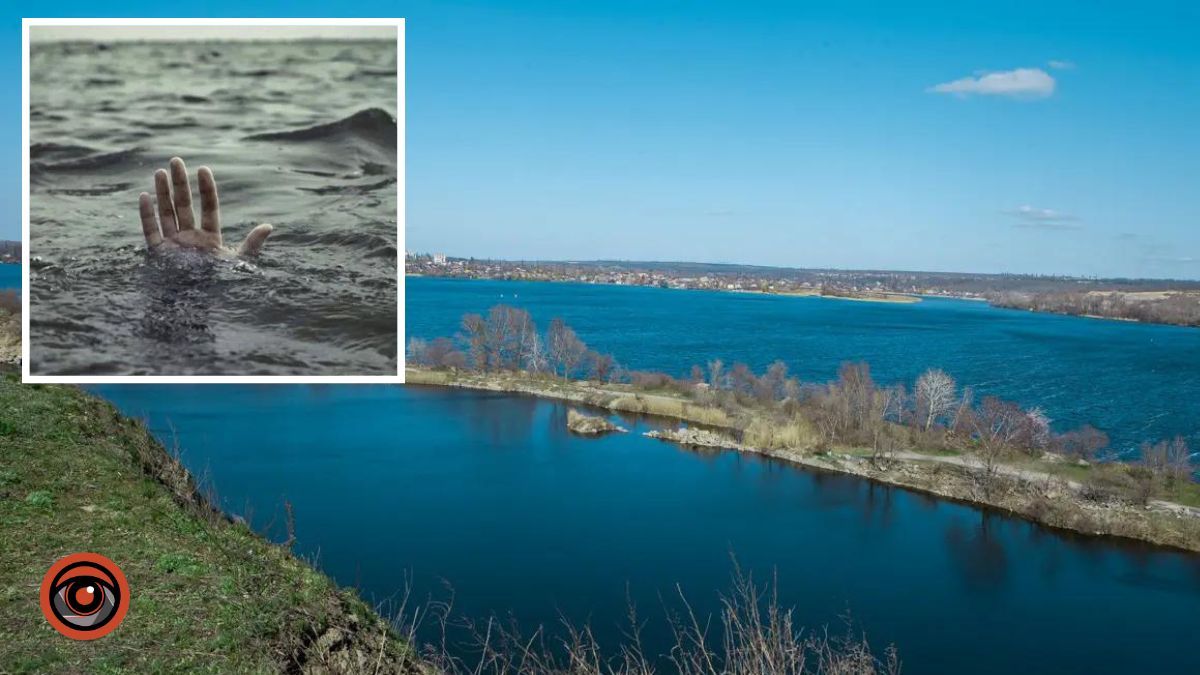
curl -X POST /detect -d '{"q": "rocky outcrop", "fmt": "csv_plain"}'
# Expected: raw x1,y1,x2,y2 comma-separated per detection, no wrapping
566,409,626,435
645,427,735,449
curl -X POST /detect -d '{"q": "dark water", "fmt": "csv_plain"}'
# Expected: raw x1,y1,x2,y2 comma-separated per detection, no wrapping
0,264,17,290
408,277,1200,456
28,40,398,375
94,384,1200,675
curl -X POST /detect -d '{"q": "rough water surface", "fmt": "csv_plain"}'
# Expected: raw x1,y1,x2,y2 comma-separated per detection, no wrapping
28,39,398,375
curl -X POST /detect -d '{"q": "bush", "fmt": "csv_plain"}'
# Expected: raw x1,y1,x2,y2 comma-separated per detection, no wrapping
24,490,53,508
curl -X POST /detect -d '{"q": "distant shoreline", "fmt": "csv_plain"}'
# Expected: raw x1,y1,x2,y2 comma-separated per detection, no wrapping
405,273,923,304
407,273,1200,327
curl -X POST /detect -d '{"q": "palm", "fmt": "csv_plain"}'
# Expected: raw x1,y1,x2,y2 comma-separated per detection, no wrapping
138,157,273,257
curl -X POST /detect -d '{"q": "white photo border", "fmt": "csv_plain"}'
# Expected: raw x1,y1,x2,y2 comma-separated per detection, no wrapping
21,17,406,384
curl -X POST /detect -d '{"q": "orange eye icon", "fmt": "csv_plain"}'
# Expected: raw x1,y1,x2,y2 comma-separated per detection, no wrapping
40,553,129,640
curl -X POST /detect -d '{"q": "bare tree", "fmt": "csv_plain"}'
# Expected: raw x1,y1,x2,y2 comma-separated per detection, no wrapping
707,358,726,390
586,351,615,381
1056,425,1109,461
547,318,588,379
458,306,540,371
950,385,975,434
425,337,466,370
729,363,756,397
460,313,487,369
968,396,1033,478
407,337,429,365
915,368,956,431
754,360,789,404
524,330,548,373
1141,436,1193,484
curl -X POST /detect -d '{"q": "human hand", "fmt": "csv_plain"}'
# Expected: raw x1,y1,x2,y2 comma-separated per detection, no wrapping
138,157,273,257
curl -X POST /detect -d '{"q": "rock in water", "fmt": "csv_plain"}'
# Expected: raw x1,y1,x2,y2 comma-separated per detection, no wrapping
645,427,733,449
567,409,626,435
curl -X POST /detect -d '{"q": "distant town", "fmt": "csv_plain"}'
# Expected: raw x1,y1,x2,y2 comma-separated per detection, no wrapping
406,253,1200,326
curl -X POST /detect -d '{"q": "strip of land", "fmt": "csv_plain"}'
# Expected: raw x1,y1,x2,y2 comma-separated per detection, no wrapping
407,366,1200,553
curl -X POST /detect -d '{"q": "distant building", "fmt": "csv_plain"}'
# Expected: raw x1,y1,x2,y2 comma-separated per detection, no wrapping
433,253,447,265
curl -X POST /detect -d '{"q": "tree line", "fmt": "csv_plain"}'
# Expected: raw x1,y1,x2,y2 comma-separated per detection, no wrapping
990,290,1200,327
409,305,618,381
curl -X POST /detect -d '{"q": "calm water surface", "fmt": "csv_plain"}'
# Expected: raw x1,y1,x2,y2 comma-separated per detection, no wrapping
95,384,1200,675
0,264,17,290
28,40,398,375
408,277,1200,455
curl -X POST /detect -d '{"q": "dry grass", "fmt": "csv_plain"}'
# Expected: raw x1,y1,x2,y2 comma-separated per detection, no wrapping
609,394,732,428
743,416,820,452
0,290,19,366
407,565,899,675
405,367,452,385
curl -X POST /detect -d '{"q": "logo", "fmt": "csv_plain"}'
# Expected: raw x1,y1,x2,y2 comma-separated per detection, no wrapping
39,553,129,640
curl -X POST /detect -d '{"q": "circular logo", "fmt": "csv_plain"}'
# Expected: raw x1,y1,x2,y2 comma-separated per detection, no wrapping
39,553,129,640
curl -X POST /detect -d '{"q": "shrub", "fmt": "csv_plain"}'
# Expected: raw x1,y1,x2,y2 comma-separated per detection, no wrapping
25,491,53,508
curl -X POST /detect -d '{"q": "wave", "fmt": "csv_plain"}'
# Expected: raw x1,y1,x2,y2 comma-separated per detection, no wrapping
272,229,395,258
30,142,98,161
30,147,141,174
299,177,396,195
45,183,134,196
243,108,396,148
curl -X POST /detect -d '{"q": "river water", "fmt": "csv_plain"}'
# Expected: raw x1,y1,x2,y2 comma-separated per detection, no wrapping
94,383,1200,675
0,264,17,291
27,39,398,375
407,277,1200,456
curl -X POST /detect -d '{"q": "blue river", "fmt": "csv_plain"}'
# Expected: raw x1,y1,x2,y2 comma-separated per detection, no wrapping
0,263,18,290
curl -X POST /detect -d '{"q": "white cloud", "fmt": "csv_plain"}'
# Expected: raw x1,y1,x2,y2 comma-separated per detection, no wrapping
1047,59,1075,70
928,68,1056,99
1004,205,1080,230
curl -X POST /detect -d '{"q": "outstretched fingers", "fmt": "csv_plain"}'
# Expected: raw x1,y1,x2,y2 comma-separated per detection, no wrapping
169,157,197,231
154,169,179,238
197,166,222,240
138,193,163,248
238,224,273,256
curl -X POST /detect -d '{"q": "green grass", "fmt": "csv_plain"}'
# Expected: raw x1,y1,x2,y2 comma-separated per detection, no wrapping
1159,480,1200,508
1024,459,1200,508
0,381,413,673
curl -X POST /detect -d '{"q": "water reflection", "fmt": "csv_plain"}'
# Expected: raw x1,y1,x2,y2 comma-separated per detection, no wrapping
944,513,1010,592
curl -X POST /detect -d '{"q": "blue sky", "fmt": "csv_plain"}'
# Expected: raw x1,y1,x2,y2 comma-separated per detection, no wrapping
5,1,1199,278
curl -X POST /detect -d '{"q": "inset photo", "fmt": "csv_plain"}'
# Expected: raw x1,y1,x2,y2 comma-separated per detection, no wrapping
23,19,404,380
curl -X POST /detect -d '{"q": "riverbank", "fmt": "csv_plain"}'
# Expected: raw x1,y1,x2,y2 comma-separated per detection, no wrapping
0,378,416,673
990,290,1200,328
407,367,1200,553
747,288,921,304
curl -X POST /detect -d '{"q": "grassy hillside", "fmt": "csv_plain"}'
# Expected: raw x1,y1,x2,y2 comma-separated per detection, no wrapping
0,377,415,673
